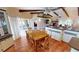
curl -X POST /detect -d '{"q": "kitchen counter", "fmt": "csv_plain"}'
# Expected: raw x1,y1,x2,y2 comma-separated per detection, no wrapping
45,27,79,52
47,26,79,32
46,26,79,36
45,27,79,42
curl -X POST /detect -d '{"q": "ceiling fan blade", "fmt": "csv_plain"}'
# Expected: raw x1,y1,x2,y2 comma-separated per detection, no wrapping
37,13,53,18
30,12,44,14
46,14,53,17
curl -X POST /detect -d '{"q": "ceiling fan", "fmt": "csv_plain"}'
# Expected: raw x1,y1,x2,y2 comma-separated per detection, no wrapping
36,8,52,18
19,7,63,18
19,8,53,18
30,7,68,18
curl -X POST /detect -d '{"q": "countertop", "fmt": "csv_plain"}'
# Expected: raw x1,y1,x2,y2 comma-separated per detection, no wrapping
46,26,79,36
47,26,79,32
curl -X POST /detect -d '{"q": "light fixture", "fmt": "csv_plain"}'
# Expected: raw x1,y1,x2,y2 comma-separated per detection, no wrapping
38,18,41,21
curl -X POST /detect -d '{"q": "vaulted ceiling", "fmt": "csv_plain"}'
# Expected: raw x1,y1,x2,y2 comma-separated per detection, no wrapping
18,7,78,20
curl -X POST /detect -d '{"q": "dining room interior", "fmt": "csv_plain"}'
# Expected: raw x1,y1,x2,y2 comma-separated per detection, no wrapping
0,7,79,52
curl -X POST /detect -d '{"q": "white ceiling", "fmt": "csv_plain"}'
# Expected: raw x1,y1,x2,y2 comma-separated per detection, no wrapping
17,7,45,10
17,7,78,20
65,7,78,20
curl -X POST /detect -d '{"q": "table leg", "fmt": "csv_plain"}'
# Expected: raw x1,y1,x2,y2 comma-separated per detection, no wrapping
34,40,37,52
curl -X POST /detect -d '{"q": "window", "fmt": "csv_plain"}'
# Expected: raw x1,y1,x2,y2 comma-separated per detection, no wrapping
59,18,73,26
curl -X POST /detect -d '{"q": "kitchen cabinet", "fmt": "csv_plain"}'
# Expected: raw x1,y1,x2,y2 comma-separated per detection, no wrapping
51,30,61,41
63,33,76,42
45,27,78,42
45,28,52,36
45,27,61,41
45,27,79,52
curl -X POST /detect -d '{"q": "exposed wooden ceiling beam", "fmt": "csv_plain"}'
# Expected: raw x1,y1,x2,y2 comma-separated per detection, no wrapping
78,7,79,16
0,9,6,11
53,12,59,16
19,9,44,12
61,7,69,17
50,7,69,17
19,7,61,12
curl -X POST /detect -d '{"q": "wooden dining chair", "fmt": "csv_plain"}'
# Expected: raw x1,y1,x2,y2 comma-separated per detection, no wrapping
26,33,35,51
40,36,50,50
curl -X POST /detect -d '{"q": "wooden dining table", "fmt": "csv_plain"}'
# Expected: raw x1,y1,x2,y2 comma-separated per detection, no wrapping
27,30,48,51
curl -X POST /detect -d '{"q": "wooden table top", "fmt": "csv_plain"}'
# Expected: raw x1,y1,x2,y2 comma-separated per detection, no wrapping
27,30,48,40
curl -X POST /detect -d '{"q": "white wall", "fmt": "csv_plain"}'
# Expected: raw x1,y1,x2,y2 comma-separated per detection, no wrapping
8,16,20,40
36,18,46,30
65,7,78,20
6,7,32,40
28,17,46,30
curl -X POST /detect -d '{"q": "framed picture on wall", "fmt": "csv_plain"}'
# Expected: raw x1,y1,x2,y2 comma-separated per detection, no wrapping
0,9,9,36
